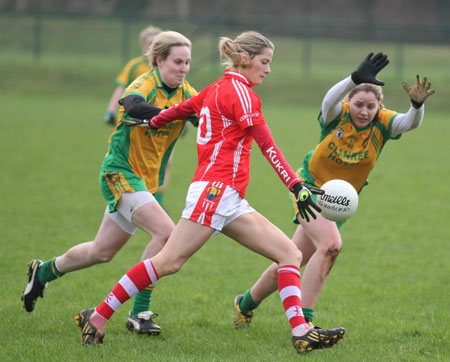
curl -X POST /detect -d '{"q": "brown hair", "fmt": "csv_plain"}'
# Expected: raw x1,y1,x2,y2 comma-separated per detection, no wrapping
218,31,274,69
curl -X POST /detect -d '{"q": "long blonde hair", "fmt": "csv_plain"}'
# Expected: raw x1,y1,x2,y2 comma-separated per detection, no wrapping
218,31,274,69
146,31,192,68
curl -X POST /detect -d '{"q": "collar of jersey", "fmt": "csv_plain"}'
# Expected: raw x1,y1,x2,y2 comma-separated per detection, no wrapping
224,69,254,87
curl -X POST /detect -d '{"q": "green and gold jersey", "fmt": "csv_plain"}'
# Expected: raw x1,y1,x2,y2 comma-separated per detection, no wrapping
102,68,197,194
300,101,400,192
115,56,151,88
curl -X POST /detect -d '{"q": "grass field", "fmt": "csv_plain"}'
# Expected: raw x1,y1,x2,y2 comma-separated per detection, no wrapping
1,25,449,361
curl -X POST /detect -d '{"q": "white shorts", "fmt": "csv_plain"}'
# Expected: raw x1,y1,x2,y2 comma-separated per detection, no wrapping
107,191,156,234
182,181,255,231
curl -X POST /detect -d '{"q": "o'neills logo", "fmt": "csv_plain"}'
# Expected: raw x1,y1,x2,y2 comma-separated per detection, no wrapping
265,146,291,183
320,193,350,206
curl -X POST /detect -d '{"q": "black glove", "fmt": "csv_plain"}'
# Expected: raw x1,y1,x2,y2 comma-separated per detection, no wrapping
123,117,151,128
351,52,389,86
104,111,116,126
291,182,324,222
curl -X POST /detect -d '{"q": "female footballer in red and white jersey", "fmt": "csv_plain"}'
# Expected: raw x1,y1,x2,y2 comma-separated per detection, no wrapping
156,67,301,229
75,31,344,354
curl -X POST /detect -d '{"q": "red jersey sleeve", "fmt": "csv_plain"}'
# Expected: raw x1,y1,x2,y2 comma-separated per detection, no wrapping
229,84,266,129
247,123,301,190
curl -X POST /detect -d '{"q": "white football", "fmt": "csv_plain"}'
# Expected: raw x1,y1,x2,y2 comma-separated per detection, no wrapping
317,179,359,222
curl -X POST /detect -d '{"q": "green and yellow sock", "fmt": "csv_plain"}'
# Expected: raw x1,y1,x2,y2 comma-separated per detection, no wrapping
131,285,154,316
303,308,314,323
239,289,260,315
37,257,65,285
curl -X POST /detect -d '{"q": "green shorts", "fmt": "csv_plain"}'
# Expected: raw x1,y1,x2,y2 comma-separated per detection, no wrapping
289,183,346,230
100,169,149,213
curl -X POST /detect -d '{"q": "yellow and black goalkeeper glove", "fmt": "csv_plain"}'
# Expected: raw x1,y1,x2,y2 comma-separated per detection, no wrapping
291,182,324,222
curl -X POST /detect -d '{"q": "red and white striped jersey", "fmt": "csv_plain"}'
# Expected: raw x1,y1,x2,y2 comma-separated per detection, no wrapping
187,70,267,197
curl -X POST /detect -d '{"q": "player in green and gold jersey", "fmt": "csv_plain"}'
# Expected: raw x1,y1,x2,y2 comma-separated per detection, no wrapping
233,52,435,334
103,25,176,206
22,31,197,336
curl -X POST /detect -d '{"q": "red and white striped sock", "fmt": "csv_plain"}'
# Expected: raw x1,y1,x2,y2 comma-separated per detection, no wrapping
278,265,308,335
92,259,159,330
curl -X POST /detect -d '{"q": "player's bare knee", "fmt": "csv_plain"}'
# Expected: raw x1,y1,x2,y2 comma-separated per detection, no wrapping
147,238,165,254
326,247,341,258
320,245,341,270
94,250,117,263
279,246,302,266
318,238,341,255
159,226,173,242
150,225,173,243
